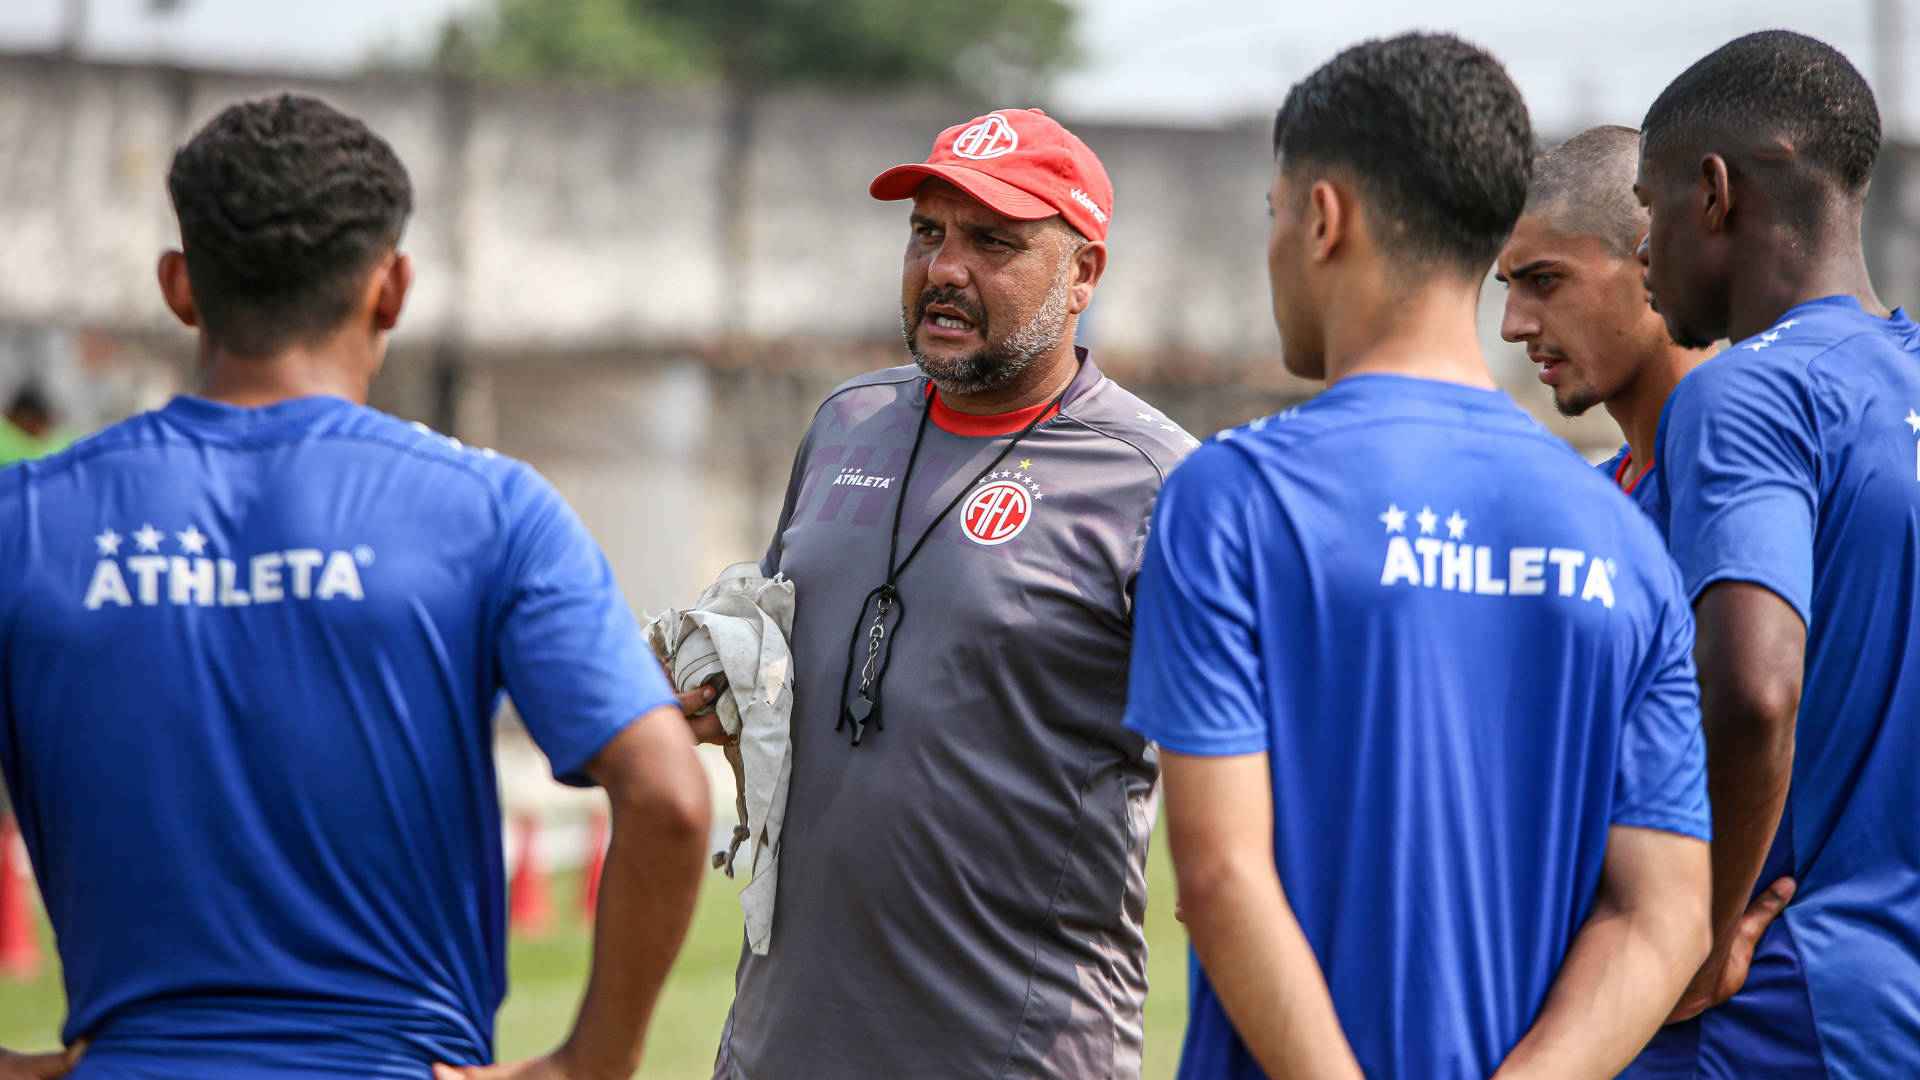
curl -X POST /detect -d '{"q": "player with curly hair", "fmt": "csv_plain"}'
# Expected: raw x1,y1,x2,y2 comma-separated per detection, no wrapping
0,94,711,1080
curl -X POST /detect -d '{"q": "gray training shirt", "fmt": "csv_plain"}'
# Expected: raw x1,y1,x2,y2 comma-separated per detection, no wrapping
714,355,1197,1079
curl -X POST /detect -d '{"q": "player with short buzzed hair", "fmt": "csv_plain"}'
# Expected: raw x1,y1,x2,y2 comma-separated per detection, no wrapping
1497,125,1714,509
1526,126,1647,252
1629,29,1920,1078
0,94,711,1080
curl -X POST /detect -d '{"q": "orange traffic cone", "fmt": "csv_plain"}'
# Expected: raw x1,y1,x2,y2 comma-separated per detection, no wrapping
508,814,550,936
581,812,609,920
0,815,41,978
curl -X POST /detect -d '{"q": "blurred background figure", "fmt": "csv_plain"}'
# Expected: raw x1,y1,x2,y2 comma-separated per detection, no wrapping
1,2,1918,1077
0,383,69,464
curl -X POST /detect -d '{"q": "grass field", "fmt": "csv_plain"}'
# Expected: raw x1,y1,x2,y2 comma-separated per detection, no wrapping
0,834,1192,1078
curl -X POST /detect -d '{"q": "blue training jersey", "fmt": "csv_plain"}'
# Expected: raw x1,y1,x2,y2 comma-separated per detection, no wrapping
0,395,674,1077
1632,296,1920,1079
1125,374,1710,1080
1597,444,1662,520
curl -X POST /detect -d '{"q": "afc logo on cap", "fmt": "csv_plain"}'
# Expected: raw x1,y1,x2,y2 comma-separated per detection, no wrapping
952,113,1019,160
961,479,1033,545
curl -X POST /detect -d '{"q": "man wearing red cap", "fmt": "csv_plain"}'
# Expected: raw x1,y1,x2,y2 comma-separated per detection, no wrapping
700,108,1196,1079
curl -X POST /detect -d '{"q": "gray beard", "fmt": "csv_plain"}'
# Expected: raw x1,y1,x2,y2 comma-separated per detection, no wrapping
901,264,1072,396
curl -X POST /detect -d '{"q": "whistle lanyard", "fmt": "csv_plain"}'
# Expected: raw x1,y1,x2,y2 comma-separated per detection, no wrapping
836,380,1068,746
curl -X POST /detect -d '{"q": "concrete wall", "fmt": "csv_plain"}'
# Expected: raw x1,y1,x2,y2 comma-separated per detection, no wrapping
0,54,1286,361
9,51,1920,617
9,52,1919,360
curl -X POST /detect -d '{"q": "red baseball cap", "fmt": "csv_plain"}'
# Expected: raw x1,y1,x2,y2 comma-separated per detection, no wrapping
869,108,1113,242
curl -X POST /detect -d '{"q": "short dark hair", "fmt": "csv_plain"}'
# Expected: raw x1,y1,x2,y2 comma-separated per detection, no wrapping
167,94,413,356
1526,125,1646,256
1642,31,1879,196
1273,32,1533,273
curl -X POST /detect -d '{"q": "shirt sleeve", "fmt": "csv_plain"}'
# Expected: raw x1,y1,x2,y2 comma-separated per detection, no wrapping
760,427,814,578
493,465,677,787
1123,444,1270,757
1658,360,1819,625
1611,564,1712,840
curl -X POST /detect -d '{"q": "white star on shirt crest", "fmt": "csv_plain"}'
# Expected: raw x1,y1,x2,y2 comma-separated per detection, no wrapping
1379,504,1407,534
133,524,163,552
1445,512,1468,540
985,469,1045,502
94,529,122,556
177,526,208,556
1905,407,1920,435
1416,506,1438,535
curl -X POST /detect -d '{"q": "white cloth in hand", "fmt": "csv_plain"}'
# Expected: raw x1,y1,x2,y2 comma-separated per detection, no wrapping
644,562,795,955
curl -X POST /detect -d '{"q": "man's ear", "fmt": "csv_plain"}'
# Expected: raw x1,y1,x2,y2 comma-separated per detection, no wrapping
1067,240,1108,315
370,252,412,332
1307,179,1347,265
1701,154,1733,235
157,250,198,329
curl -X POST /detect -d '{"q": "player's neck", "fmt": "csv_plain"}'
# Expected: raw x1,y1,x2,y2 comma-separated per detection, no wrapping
1605,345,1703,477
1729,236,1886,343
196,334,380,409
1324,282,1495,390
934,340,1078,415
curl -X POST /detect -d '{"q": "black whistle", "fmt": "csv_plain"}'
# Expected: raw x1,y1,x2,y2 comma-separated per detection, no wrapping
844,695,877,746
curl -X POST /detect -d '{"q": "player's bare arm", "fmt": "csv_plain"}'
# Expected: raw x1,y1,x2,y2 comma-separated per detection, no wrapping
1672,581,1802,1021
0,1045,82,1080
437,705,709,1080
1494,826,1710,1078
1162,750,1363,1080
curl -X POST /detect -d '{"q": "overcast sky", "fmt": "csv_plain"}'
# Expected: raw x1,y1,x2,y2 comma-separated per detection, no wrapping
1,0,1913,137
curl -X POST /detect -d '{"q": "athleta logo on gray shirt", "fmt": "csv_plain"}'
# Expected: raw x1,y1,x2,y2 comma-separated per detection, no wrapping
831,467,896,490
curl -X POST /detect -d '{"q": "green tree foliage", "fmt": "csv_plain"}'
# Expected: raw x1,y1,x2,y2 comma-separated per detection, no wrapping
431,0,703,84
433,0,1079,96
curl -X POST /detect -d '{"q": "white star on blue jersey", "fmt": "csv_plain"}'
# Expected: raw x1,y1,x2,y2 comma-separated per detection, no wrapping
177,526,208,556
1417,506,1438,535
1379,504,1407,533
1906,407,1920,435
133,524,163,552
94,529,122,556
1445,511,1468,540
